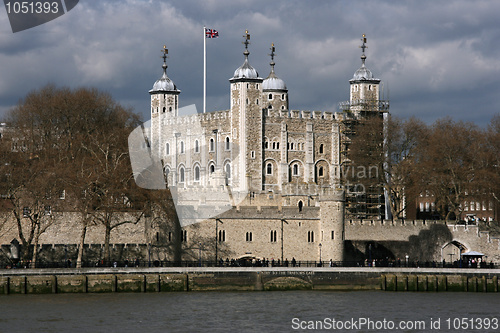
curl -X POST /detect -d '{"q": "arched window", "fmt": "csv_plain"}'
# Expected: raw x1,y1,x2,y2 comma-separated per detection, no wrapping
164,168,170,184
166,143,170,155
163,107,166,113
180,141,185,154
225,137,230,150
195,140,199,153
318,166,324,177
210,138,215,152
290,142,294,150
298,200,303,212
266,163,273,175
179,167,185,183
319,144,324,154
210,164,215,174
194,165,200,182
276,142,280,149
272,142,276,149
293,164,299,176
225,163,231,179
268,93,272,100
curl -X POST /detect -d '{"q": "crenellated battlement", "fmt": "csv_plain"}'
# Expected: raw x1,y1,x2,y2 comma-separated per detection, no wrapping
347,219,447,227
221,205,320,220
161,109,231,126
266,109,334,121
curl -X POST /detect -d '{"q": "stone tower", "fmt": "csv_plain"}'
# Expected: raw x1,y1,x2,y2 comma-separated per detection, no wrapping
262,43,288,115
338,35,390,220
348,34,381,117
229,30,264,192
149,45,181,162
319,189,345,262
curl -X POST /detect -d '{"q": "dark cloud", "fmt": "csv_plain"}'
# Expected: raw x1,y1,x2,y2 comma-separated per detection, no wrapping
0,0,499,126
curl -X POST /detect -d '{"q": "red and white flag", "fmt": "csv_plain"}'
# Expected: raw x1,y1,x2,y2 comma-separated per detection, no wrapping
205,28,219,38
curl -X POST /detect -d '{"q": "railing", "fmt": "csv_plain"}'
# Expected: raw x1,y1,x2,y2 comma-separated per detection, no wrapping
3,259,497,269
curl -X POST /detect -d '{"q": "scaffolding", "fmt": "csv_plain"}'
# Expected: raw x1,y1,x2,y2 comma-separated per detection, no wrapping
338,98,389,220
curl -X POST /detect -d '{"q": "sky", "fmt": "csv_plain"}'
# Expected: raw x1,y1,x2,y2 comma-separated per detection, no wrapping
0,0,499,126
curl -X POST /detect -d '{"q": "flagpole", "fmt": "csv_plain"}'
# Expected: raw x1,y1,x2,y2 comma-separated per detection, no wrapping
203,26,206,114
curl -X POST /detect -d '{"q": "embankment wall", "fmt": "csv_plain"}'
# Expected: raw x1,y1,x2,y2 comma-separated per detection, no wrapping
0,267,499,293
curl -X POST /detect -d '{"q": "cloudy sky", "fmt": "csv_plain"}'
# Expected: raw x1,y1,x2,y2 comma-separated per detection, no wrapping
0,0,499,126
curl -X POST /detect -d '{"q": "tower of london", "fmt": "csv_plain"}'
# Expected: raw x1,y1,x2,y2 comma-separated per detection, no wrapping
143,32,389,262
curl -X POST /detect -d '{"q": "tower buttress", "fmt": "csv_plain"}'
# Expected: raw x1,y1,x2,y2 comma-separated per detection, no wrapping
319,190,345,263
229,30,263,192
149,45,181,160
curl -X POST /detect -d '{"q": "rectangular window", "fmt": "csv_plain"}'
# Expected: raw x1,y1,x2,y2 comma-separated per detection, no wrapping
270,230,277,242
218,230,226,242
331,231,334,240
246,232,253,242
181,230,187,243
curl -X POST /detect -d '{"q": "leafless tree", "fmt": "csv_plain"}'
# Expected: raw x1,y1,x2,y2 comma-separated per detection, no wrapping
4,84,144,266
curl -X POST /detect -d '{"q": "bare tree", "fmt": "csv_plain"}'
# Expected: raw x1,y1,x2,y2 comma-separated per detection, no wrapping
4,84,144,266
411,118,482,221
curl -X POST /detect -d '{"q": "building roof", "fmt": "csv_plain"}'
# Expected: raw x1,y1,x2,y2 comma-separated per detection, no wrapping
232,30,261,81
150,46,180,93
263,43,287,91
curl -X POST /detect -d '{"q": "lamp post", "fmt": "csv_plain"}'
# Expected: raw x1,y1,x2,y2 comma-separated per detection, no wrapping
281,219,288,263
319,243,322,267
215,218,223,265
405,254,409,267
199,242,202,267
148,242,151,267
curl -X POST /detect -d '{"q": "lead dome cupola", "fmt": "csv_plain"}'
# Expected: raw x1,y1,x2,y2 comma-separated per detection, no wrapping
232,30,260,80
263,43,287,91
150,45,180,93
349,34,380,83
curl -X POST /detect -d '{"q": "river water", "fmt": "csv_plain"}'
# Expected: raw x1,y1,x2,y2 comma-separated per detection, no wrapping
0,291,498,332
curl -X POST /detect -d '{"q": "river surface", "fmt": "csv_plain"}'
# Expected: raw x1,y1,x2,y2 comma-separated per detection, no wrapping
0,291,498,332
